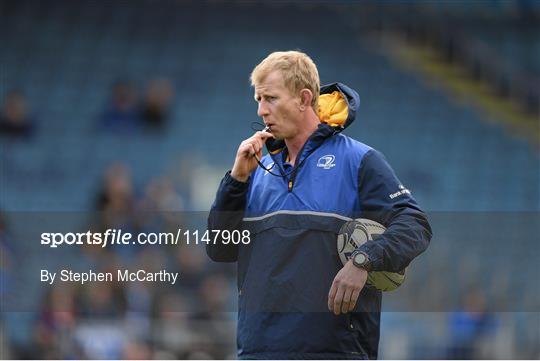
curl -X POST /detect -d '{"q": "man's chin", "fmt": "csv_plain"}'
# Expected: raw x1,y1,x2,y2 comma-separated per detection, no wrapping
268,130,283,140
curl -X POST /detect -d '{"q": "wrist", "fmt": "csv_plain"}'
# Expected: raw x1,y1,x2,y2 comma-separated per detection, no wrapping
350,250,372,272
230,169,249,183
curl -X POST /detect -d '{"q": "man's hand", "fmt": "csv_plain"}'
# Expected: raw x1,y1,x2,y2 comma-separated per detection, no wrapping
231,131,275,182
328,260,368,315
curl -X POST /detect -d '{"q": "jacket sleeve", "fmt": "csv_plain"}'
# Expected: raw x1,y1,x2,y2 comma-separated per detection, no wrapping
356,150,432,272
206,171,249,262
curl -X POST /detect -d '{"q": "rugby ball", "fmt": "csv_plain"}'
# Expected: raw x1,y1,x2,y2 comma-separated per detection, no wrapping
337,218,405,292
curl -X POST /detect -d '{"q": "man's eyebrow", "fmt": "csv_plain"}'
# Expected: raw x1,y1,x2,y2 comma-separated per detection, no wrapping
254,92,276,101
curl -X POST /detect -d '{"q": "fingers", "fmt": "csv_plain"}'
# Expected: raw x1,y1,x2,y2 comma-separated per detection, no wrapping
240,140,260,158
328,282,337,312
252,134,264,155
331,284,360,315
332,284,345,315
349,288,361,312
239,131,271,158
341,288,352,314
248,143,257,157
256,130,275,140
328,264,367,315
251,131,274,153
232,131,272,181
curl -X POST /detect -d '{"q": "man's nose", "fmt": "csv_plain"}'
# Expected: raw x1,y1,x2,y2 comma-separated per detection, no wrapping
257,101,269,117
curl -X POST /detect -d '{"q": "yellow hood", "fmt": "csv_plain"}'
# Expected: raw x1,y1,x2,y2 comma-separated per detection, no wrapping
318,91,348,127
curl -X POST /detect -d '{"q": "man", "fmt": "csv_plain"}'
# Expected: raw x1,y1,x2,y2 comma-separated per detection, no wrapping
207,51,431,359
0,90,35,139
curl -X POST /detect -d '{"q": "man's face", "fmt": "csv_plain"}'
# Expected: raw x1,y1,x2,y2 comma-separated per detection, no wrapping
254,71,302,140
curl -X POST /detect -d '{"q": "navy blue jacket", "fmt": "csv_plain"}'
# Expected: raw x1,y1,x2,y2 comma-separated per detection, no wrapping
207,83,432,359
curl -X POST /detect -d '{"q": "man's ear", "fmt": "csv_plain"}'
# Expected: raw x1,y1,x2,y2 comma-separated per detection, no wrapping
298,89,313,111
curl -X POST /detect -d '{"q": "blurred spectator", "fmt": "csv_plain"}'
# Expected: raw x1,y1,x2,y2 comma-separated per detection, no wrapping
95,163,136,230
74,321,127,359
0,213,14,298
196,273,231,316
93,163,142,257
174,246,207,296
34,284,80,359
0,322,10,359
137,176,185,236
79,257,127,318
0,213,17,358
169,155,199,210
188,274,235,358
140,176,184,213
140,78,174,129
77,280,127,319
99,80,140,132
121,340,153,359
0,90,35,139
447,287,498,359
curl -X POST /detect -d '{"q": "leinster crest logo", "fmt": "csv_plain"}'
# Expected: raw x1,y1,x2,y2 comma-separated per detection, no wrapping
317,154,336,170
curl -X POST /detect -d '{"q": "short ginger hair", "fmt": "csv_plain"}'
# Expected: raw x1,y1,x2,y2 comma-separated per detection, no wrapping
250,51,320,108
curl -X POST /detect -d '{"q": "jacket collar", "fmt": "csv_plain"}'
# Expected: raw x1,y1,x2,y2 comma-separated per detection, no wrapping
269,82,360,169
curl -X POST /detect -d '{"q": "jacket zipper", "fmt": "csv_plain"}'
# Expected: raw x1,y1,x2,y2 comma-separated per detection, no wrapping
346,314,354,330
288,168,298,192
286,143,323,192
283,126,334,192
